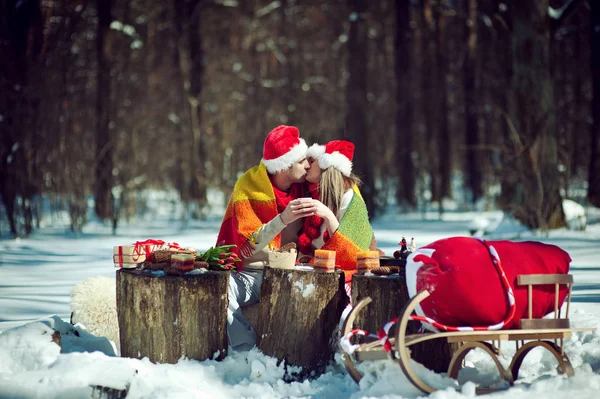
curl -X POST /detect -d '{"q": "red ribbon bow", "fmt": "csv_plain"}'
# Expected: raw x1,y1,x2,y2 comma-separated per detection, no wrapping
133,239,166,260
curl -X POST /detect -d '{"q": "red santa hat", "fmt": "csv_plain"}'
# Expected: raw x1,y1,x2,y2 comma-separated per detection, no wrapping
306,140,354,177
261,125,308,174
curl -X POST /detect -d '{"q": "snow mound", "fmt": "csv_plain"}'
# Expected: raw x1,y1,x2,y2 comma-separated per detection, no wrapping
563,199,587,231
0,322,61,374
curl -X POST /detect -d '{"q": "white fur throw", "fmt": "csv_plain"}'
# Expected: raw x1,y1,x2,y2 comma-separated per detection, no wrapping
70,276,119,349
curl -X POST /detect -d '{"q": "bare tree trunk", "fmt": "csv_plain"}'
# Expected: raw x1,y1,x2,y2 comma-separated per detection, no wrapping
494,2,513,211
502,0,565,230
94,0,114,221
434,5,451,204
346,0,374,215
175,0,207,214
0,1,19,236
412,3,428,210
394,0,416,209
186,0,207,212
588,0,600,207
464,0,482,205
0,0,43,238
172,0,191,207
421,1,440,206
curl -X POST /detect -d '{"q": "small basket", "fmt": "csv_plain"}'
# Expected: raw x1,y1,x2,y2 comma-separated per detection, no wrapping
268,249,297,270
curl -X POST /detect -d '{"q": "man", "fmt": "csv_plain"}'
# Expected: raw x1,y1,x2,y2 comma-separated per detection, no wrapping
216,125,314,350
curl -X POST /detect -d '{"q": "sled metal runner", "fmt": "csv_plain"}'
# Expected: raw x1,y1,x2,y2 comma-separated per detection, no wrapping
340,273,596,395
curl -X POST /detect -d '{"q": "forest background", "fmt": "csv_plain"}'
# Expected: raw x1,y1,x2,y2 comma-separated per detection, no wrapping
1,0,599,238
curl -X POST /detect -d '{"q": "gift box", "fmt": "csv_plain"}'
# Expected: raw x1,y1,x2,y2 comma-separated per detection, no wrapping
113,239,168,268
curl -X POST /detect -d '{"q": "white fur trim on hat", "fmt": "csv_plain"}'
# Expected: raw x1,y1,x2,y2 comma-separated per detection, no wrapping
261,138,308,174
306,143,326,160
318,151,353,177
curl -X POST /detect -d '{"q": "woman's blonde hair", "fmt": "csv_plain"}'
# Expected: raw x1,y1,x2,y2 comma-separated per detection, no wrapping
319,168,361,217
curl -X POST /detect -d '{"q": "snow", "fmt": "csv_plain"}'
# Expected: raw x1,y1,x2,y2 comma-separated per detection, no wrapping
563,199,587,231
1,201,600,398
295,281,315,298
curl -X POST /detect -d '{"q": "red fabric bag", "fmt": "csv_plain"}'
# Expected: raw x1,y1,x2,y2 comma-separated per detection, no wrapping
405,237,571,330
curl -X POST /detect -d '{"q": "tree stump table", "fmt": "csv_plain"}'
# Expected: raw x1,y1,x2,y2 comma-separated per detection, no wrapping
352,273,458,373
116,269,229,363
256,266,349,378
241,303,260,332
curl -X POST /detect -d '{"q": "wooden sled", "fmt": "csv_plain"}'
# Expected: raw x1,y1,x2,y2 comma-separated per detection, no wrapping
340,274,596,394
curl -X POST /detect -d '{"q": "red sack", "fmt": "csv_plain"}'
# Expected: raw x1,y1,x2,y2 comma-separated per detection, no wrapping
405,237,571,330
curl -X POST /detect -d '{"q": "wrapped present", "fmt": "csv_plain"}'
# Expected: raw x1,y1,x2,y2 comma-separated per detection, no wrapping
165,253,196,275
113,239,176,268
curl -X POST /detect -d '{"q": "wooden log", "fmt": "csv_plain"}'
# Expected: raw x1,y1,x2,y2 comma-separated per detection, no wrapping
242,303,261,333
379,256,406,268
90,385,128,399
257,266,349,377
352,274,458,373
351,274,410,333
51,330,62,348
116,269,229,363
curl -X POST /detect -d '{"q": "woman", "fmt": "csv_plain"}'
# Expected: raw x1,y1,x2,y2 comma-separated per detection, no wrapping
299,140,378,284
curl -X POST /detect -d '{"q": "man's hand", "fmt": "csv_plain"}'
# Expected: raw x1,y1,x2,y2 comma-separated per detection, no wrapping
280,198,316,225
280,199,339,234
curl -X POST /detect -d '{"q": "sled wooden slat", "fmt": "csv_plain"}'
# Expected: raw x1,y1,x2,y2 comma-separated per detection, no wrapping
518,274,573,285
341,273,597,395
520,318,570,329
354,347,389,361
388,327,589,345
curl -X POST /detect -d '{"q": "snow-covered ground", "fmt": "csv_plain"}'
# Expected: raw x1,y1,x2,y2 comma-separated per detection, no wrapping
1,200,599,398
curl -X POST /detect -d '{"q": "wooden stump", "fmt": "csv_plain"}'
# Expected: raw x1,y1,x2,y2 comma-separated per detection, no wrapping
242,303,261,333
257,266,349,377
351,274,410,333
90,385,128,399
352,274,458,373
51,330,62,348
116,269,229,363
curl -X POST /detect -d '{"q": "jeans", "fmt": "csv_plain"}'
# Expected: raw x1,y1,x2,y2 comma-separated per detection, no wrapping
227,270,263,351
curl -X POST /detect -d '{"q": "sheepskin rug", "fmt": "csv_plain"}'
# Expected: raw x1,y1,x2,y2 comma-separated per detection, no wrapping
70,276,119,350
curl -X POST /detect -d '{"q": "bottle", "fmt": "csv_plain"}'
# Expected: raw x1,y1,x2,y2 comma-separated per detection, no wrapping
409,237,416,252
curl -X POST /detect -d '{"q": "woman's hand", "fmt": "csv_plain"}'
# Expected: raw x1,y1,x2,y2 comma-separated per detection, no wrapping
281,199,339,235
310,199,340,235
280,198,316,225
310,199,334,219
